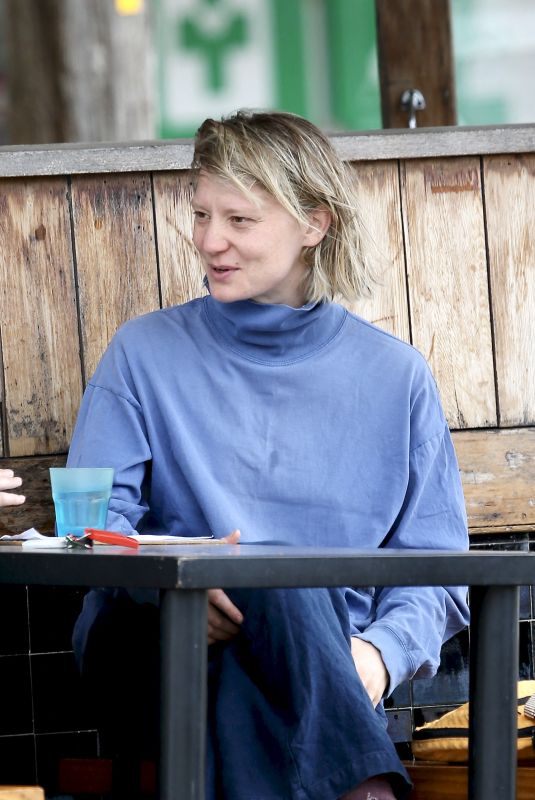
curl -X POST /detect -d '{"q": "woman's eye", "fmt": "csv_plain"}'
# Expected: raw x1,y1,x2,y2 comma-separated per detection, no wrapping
231,216,249,224
193,210,208,221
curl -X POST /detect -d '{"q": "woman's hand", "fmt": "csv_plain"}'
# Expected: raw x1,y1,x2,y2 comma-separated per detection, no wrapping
0,469,26,508
208,529,243,645
208,588,243,644
350,637,389,707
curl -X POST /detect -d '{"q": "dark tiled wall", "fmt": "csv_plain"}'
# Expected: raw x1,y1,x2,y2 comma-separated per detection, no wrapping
0,584,99,795
1,533,533,796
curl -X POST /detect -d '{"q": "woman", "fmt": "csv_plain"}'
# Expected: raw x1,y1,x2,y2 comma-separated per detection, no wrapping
0,468,25,507
69,110,469,800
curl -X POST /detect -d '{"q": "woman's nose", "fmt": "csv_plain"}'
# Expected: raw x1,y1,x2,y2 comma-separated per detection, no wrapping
198,220,229,254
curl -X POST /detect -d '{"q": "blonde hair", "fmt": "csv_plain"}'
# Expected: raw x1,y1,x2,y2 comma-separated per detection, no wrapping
191,109,379,304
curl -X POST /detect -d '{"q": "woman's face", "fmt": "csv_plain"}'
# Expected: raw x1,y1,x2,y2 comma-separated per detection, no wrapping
192,172,320,307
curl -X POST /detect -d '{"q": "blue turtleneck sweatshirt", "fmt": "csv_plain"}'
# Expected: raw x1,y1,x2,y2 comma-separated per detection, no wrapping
68,295,469,691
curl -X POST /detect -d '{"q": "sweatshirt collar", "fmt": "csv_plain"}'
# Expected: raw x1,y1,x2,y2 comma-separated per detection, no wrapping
203,295,346,364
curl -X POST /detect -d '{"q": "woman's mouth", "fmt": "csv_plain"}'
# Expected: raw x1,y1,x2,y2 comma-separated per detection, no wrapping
210,265,238,278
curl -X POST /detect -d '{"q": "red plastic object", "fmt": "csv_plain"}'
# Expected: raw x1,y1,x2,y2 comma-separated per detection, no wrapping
84,528,139,548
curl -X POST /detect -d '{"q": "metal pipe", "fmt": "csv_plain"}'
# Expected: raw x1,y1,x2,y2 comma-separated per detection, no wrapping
160,588,208,800
468,585,519,800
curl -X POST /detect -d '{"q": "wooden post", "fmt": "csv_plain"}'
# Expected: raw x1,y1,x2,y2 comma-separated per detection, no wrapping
375,0,456,128
4,0,156,144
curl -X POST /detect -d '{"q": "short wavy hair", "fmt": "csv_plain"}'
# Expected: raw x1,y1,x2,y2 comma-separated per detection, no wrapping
191,109,378,304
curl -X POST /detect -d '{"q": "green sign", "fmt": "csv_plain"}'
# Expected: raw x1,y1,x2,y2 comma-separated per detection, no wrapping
157,0,380,138
179,3,249,92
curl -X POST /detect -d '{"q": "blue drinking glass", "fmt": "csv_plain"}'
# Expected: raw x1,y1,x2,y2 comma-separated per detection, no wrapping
49,467,114,537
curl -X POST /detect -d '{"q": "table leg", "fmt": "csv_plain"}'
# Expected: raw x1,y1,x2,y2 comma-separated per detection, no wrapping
160,588,208,800
468,585,519,800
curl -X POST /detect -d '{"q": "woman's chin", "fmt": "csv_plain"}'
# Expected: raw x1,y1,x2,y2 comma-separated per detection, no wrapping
207,281,250,304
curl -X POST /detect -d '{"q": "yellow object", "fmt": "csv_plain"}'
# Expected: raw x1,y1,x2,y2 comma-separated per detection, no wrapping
412,681,535,764
115,0,144,15
0,788,45,800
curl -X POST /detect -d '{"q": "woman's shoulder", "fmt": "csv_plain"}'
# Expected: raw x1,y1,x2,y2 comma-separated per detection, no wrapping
90,297,209,386
112,296,207,342
343,308,427,367
341,309,446,434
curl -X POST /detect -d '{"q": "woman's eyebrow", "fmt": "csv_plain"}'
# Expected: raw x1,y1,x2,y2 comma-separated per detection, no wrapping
192,202,259,216
227,208,256,216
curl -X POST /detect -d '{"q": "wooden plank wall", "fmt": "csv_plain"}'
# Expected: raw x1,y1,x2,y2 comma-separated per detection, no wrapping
0,148,534,536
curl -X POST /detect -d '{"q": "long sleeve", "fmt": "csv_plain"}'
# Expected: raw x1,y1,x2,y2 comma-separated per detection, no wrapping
352,371,470,693
67,334,152,535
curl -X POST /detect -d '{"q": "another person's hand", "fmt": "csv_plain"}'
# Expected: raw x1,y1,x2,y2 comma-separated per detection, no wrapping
0,469,26,508
208,529,242,644
350,637,389,707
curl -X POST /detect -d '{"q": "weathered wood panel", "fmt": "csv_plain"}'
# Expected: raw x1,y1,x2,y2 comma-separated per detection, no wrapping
401,158,496,429
153,171,206,308
71,173,160,382
349,161,410,341
0,334,4,457
453,428,535,531
483,154,535,426
0,178,82,456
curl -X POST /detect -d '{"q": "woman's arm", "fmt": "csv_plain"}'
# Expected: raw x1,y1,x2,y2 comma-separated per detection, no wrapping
353,425,470,694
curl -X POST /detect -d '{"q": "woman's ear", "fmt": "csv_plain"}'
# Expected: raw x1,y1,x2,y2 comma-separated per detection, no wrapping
303,207,332,247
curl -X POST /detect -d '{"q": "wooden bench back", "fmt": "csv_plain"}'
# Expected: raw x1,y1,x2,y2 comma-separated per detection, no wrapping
1,127,534,537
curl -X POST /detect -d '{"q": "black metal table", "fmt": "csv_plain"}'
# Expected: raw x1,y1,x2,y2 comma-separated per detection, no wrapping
1,544,533,800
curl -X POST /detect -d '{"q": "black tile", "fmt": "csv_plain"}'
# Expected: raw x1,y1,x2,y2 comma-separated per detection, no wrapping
36,730,98,796
519,620,532,680
412,629,469,707
386,708,412,743
29,585,87,653
0,655,33,735
470,535,530,552
530,622,535,677
0,585,29,655
520,586,532,621
385,680,410,709
529,539,535,615
0,733,36,785
413,703,460,729
32,652,97,733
